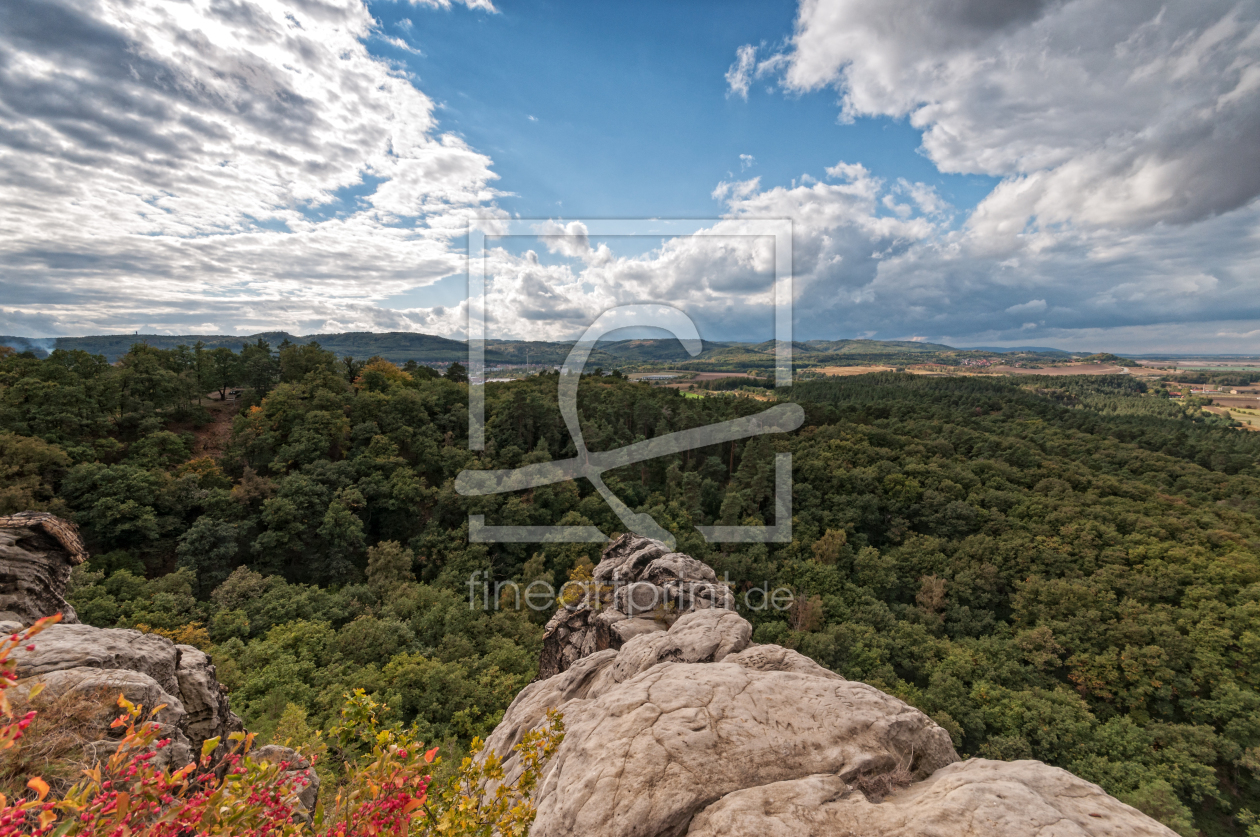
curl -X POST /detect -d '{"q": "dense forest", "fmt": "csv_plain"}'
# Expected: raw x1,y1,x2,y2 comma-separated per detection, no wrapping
1,339,1258,835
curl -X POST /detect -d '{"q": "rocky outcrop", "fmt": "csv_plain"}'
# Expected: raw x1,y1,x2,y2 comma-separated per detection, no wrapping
0,511,88,624
5,620,243,765
0,513,243,775
485,536,1179,837
536,534,736,680
12,666,192,769
686,760,1180,837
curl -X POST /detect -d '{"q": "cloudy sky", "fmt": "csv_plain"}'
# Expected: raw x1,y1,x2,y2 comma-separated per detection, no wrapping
1,0,1258,352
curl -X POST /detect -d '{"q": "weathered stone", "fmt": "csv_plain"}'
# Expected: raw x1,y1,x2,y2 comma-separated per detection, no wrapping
585,608,751,698
661,579,735,611
639,553,717,586
725,644,844,679
592,534,671,586
685,759,1180,837
610,615,665,644
12,666,193,769
538,535,737,680
489,545,1180,837
0,514,86,625
12,623,182,695
11,623,243,770
528,662,958,837
175,645,244,754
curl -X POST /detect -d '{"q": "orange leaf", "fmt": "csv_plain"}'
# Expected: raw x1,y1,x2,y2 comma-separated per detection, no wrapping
424,747,439,764
27,776,49,800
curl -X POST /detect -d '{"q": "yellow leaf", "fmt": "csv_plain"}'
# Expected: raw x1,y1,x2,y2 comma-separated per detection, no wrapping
200,736,221,761
27,776,50,801
39,809,56,829
26,682,45,701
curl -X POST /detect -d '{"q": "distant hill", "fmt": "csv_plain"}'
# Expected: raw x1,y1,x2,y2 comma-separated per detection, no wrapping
2,331,500,364
800,338,956,354
0,331,1117,370
963,345,1075,355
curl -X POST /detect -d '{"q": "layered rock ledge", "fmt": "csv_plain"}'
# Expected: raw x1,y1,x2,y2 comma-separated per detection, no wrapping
489,535,1179,837
1,513,252,776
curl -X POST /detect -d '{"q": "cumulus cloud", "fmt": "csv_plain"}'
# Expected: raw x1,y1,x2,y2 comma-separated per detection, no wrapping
462,154,1258,348
702,0,1260,350
775,0,1260,234
0,0,503,336
725,44,758,99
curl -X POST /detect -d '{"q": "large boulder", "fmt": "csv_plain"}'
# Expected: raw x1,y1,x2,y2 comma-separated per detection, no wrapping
0,512,245,765
536,535,736,680
485,545,1181,837
686,760,1180,837
0,512,88,624
6,621,243,763
11,666,193,769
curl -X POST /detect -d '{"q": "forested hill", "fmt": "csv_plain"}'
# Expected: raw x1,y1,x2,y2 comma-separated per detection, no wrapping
1,342,1258,834
0,331,1074,369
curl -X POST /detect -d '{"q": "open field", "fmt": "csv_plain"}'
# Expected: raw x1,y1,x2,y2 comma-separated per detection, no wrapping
628,370,759,382
985,363,1128,376
1203,404,1260,431
813,365,895,376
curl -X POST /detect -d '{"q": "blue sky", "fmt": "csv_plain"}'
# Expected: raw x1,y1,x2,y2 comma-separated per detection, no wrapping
364,0,995,221
0,0,1256,352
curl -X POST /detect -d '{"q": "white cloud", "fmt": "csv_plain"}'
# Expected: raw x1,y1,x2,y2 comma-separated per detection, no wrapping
711,178,762,202
0,0,505,336
725,44,758,99
699,0,1260,351
739,154,756,171
408,0,498,11
774,0,1260,234
1006,299,1047,315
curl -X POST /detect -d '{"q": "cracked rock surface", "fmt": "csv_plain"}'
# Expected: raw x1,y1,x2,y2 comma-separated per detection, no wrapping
487,536,1178,837
6,621,243,765
0,513,88,624
0,513,242,772
537,534,736,680
687,760,1179,837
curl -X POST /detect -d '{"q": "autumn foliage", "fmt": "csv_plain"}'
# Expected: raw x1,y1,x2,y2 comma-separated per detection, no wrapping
0,617,563,837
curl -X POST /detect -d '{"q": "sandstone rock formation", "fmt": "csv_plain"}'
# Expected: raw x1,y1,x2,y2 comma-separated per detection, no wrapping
0,513,244,776
536,534,735,680
686,760,1180,837
0,511,88,624
486,535,1179,837
4,620,243,767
